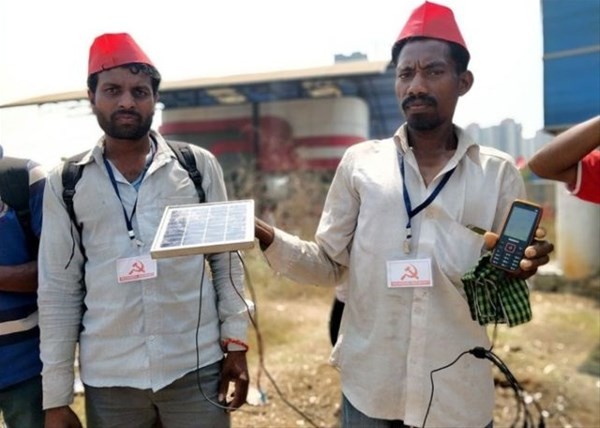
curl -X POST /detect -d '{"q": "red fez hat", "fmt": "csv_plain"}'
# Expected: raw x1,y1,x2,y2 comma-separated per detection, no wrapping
395,1,467,51
88,33,155,76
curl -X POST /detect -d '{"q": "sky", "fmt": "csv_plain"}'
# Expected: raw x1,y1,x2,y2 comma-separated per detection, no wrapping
0,0,545,168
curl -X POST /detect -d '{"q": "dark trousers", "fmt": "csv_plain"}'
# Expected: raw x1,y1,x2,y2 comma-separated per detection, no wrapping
85,361,228,428
0,375,44,428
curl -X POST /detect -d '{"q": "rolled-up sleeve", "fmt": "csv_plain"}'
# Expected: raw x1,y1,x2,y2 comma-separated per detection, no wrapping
262,150,358,286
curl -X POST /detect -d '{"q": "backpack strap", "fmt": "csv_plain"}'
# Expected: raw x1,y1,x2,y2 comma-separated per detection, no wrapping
166,140,206,203
59,142,204,262
61,151,88,263
0,156,39,258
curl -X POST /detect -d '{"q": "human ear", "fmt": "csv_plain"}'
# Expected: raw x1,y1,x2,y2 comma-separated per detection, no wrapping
458,70,474,96
88,89,95,106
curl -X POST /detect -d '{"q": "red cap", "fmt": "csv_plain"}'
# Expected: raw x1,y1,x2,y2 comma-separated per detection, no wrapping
88,33,154,76
395,1,467,51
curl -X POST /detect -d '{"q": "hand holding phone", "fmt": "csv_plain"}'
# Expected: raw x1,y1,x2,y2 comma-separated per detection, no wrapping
490,200,543,272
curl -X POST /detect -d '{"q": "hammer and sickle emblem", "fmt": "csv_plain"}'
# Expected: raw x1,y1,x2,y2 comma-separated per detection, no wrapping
128,260,146,275
400,264,419,280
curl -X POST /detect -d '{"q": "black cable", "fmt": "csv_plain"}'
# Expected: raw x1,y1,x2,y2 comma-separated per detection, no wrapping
422,350,471,427
421,345,546,428
194,248,372,427
236,251,323,428
193,253,248,413
230,251,265,396
470,347,546,428
192,249,323,427
193,255,232,411
485,349,545,428
485,349,526,427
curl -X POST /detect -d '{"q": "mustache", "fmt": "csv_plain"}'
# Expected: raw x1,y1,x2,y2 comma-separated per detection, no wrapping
401,95,437,110
111,110,142,121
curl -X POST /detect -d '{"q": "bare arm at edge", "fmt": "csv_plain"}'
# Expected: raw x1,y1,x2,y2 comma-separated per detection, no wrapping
0,261,38,293
528,115,600,187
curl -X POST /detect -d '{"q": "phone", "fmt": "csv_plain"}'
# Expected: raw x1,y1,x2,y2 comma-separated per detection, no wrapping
490,200,543,272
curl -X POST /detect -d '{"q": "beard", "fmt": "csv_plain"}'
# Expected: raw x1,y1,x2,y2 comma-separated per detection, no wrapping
401,94,443,131
96,109,154,140
406,113,443,131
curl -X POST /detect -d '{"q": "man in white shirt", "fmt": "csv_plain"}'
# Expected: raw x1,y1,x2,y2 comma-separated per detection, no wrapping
38,33,249,428
254,2,554,427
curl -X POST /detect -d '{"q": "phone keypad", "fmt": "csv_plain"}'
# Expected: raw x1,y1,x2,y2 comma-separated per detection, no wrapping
491,237,525,272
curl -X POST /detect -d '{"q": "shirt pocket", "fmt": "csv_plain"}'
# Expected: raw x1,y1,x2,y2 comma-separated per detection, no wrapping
433,219,485,287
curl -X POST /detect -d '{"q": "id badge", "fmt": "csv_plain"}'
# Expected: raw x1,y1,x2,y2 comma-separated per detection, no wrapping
116,255,158,283
386,258,433,288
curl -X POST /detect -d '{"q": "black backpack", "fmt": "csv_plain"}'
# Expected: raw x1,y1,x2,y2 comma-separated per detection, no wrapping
61,140,206,245
0,156,40,259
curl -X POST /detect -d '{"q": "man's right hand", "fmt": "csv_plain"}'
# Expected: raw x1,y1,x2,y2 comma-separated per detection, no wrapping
255,217,275,250
45,406,83,428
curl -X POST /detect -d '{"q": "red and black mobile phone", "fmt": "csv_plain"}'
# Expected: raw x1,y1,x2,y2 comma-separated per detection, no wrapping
490,200,543,273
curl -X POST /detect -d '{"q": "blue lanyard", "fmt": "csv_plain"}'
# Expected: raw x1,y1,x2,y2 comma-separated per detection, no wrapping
103,146,155,246
400,155,455,253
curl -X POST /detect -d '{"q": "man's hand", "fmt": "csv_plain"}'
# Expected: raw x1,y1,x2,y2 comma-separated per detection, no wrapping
484,227,554,279
519,228,554,277
218,351,249,411
255,217,275,250
45,405,83,428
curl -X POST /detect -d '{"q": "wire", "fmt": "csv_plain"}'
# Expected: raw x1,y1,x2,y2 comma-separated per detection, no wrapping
193,253,246,413
232,251,264,399
422,350,471,427
482,349,546,428
236,251,323,428
192,250,323,428
193,255,229,410
421,345,546,428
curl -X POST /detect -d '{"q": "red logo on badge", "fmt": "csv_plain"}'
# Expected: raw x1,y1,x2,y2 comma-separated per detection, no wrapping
128,260,146,275
401,264,419,280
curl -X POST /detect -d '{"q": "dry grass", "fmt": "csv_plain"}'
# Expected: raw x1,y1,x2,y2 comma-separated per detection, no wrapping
52,173,600,427
66,254,600,428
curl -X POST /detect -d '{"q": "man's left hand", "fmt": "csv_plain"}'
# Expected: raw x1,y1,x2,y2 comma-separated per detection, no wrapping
218,350,249,412
484,227,554,279
517,228,555,279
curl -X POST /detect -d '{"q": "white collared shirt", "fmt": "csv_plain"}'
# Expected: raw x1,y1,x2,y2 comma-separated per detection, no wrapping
263,124,525,427
38,131,248,409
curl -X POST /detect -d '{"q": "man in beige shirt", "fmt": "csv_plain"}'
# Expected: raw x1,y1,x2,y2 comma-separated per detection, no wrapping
255,2,554,427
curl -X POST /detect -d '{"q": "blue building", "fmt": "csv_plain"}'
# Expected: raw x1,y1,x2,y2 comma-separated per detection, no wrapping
542,0,600,132
541,0,600,279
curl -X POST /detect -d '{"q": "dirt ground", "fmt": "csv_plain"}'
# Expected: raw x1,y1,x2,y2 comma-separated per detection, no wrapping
66,261,599,428
229,281,600,428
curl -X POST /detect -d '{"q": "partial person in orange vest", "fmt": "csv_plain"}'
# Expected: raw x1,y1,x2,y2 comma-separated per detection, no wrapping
528,115,600,204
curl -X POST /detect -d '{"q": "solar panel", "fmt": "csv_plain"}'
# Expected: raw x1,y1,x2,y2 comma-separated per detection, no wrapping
150,200,255,259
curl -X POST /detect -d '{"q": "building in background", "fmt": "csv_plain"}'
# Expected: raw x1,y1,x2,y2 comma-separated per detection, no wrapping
465,119,551,164
0,56,397,207
541,0,600,279
1,1,597,277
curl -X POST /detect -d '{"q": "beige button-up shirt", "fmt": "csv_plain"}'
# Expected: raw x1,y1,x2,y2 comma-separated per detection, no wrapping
263,124,525,427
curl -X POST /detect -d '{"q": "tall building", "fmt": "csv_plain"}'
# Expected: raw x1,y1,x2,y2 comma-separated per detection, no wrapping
464,119,551,163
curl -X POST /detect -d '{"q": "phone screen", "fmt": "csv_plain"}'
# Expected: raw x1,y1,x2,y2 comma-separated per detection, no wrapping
503,207,539,241
490,201,542,272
